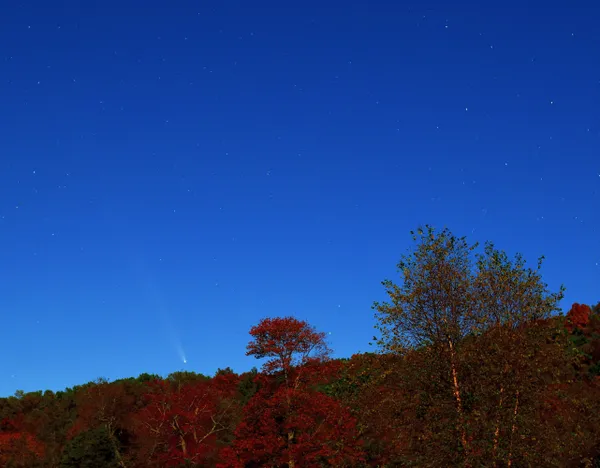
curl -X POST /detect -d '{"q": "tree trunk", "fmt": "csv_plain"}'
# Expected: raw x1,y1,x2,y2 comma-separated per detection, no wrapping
507,390,520,467
172,418,187,457
288,431,295,468
106,424,127,468
492,385,504,464
448,339,469,458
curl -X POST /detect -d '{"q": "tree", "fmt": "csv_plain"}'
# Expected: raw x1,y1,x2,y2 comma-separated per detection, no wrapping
237,368,259,406
473,242,564,331
374,225,477,459
11,389,75,467
223,317,361,468
456,318,579,466
566,303,593,332
374,227,479,354
246,316,332,390
471,242,564,465
66,380,135,468
166,371,210,391
0,430,44,468
219,387,364,468
135,373,161,384
373,225,565,465
60,427,120,468
132,374,240,467
322,353,408,466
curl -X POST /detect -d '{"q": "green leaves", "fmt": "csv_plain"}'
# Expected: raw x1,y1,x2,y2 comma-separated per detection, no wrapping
374,225,479,354
473,241,565,334
375,225,565,354
59,427,119,468
371,225,570,465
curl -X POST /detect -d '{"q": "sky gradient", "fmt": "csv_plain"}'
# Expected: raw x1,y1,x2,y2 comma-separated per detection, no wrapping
1,0,599,396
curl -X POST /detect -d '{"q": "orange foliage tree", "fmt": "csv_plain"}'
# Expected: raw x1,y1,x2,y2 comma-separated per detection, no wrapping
566,302,592,332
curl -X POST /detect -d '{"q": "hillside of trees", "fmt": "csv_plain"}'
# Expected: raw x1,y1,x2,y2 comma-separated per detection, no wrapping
2,226,600,467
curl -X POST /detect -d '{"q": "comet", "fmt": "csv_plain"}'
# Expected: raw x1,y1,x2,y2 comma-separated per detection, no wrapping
127,253,189,368
175,341,188,365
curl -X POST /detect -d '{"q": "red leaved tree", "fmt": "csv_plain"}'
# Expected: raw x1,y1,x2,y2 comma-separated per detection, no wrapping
219,386,364,467
0,418,45,467
66,380,136,467
221,316,364,468
566,303,592,332
133,374,240,467
246,316,333,390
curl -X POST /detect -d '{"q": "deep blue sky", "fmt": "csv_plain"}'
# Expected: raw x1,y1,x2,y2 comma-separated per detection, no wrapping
1,0,598,396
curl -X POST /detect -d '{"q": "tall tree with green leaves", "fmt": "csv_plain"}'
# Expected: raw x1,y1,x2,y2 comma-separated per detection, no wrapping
373,225,565,466
374,225,478,460
472,242,565,465
473,242,564,330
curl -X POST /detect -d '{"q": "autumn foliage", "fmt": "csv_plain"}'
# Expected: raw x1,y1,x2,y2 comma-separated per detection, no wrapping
0,430,44,467
219,387,363,467
566,302,592,331
222,317,363,467
133,374,240,467
246,316,332,374
1,227,599,467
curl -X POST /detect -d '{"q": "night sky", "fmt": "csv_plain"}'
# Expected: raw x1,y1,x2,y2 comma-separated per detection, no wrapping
1,1,598,396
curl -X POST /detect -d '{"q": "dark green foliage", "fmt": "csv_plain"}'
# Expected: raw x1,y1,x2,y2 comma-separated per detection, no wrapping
589,362,600,376
166,371,210,389
571,327,590,347
320,355,377,401
59,427,119,468
215,367,235,376
237,367,259,406
134,373,161,383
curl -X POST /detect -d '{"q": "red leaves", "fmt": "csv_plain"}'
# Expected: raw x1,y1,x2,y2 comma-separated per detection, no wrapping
218,317,364,466
0,431,44,467
566,303,592,332
66,380,135,440
247,316,331,376
220,386,364,467
133,374,240,467
4,308,600,467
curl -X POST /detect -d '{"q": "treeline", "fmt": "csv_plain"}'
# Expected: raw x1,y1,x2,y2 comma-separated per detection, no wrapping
1,226,600,467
